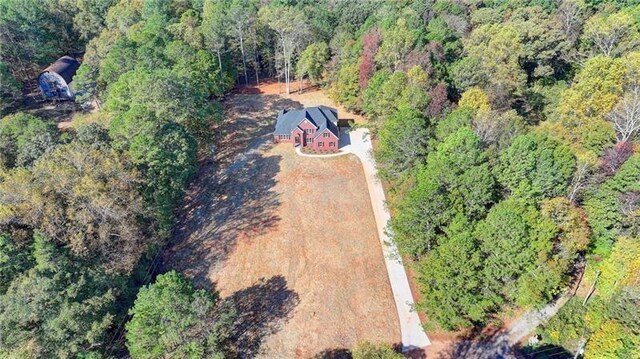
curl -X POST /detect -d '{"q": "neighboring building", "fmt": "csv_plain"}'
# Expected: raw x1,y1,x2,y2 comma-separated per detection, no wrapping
38,56,80,99
273,106,340,152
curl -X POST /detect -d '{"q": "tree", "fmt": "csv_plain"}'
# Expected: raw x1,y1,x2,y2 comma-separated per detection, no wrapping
585,154,640,255
0,113,58,169
75,122,111,149
540,197,591,260
606,84,640,143
0,143,155,273
476,198,559,307
0,234,117,359
508,6,569,80
201,0,228,91
582,9,639,58
596,236,640,301
601,141,634,176
390,128,495,256
471,109,526,150
455,24,527,104
330,61,360,111
125,271,234,359
556,0,586,46
417,217,497,330
375,106,429,182
359,29,380,89
585,320,627,359
227,0,257,85
458,87,491,113
351,341,403,359
0,62,21,114
296,42,329,89
497,133,576,201
0,0,77,82
73,0,117,41
128,122,198,229
105,68,221,145
375,18,417,71
0,233,32,294
260,5,310,94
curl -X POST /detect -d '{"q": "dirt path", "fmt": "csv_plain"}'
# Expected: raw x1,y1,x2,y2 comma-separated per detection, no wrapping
164,86,400,357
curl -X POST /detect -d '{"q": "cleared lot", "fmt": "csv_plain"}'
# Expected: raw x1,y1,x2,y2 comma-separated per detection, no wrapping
164,89,400,357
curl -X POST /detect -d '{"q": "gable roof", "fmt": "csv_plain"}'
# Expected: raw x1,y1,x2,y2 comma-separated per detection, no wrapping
39,56,80,84
274,106,339,138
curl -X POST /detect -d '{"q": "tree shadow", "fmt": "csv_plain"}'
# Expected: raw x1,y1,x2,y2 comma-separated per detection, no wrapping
226,275,300,358
313,348,352,359
436,328,519,359
519,343,573,358
162,94,304,289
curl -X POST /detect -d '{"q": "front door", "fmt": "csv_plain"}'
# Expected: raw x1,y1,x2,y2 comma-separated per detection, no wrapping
295,135,301,146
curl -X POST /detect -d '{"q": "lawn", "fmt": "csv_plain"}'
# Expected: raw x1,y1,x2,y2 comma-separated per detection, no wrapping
164,85,400,357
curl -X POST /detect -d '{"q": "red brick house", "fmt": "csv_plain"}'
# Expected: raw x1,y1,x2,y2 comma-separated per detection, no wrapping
273,106,340,152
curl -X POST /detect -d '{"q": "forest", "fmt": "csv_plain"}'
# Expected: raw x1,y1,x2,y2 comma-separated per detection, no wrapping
0,0,639,358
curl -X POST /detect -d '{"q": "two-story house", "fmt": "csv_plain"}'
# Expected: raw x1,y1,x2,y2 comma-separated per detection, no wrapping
273,106,340,152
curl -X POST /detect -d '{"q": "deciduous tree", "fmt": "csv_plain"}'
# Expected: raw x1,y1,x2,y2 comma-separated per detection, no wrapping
126,271,234,359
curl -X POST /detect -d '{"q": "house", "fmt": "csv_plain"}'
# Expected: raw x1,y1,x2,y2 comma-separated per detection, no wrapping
38,56,80,99
273,106,340,152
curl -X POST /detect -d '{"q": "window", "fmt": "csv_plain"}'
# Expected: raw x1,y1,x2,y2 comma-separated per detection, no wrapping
306,129,313,134
307,138,313,143
323,132,329,138
318,142,324,147
280,134,290,140
329,142,335,147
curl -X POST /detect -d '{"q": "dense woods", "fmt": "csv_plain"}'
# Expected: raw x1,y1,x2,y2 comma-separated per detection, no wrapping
1,0,639,358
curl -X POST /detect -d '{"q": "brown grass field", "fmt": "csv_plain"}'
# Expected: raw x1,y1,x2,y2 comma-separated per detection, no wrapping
163,82,400,357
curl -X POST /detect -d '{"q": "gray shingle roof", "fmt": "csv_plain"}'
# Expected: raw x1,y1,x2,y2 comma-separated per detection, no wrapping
274,106,339,138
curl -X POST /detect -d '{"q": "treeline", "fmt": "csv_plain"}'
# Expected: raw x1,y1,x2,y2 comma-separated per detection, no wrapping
1,0,234,357
318,1,639,358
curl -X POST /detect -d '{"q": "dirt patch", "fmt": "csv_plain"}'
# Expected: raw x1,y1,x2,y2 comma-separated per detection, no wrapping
235,79,366,125
164,87,400,357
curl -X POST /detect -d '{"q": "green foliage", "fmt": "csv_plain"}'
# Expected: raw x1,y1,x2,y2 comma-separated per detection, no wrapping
497,133,576,201
0,234,119,359
538,297,588,352
391,128,495,257
75,122,110,149
0,0,78,81
330,61,360,111
105,68,220,144
126,271,233,359
375,106,430,182
0,62,21,114
585,154,640,255
582,7,640,57
129,122,198,229
0,143,155,273
375,18,417,71
0,113,58,169
540,197,591,259
417,217,497,330
475,198,559,307
351,341,403,359
0,233,33,294
363,68,431,130
296,42,329,84
455,23,527,101
433,107,474,142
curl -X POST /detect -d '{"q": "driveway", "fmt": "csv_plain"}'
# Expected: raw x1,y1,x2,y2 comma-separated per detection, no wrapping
297,127,431,350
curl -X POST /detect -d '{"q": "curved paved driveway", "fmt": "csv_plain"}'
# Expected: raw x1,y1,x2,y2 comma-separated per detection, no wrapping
296,128,431,350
